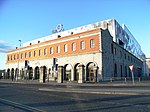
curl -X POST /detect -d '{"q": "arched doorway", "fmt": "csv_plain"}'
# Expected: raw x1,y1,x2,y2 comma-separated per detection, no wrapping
74,63,80,81
64,64,72,81
15,68,19,80
34,66,40,80
11,68,14,80
21,68,24,80
86,62,98,82
7,69,10,79
43,66,47,83
29,67,33,79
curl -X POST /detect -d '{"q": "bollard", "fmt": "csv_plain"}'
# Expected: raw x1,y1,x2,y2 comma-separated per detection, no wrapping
125,77,127,83
139,77,141,82
110,78,113,82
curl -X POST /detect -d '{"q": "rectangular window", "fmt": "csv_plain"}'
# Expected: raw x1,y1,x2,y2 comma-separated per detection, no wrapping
11,55,12,60
64,44,68,52
57,46,60,53
29,51,32,57
14,54,16,60
72,43,76,51
90,39,94,48
7,56,10,61
50,47,53,54
44,48,47,55
114,48,116,55
21,53,23,59
34,50,36,57
111,44,113,54
80,41,85,50
39,49,41,56
25,52,27,58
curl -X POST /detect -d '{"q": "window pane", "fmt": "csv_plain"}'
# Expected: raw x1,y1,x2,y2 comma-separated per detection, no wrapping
80,41,85,49
90,39,94,48
14,55,16,60
44,48,47,55
21,53,23,59
72,43,76,51
29,51,32,57
39,49,41,56
50,47,53,54
7,56,9,61
25,53,27,58
64,44,68,52
34,50,36,57
57,46,60,53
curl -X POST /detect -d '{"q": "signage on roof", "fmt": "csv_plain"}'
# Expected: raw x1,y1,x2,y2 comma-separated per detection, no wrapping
52,24,64,34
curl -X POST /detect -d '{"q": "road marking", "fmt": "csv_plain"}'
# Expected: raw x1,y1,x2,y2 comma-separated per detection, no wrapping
39,88,140,95
0,98,46,112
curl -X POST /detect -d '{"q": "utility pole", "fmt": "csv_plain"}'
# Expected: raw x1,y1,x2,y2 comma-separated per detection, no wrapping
17,40,21,81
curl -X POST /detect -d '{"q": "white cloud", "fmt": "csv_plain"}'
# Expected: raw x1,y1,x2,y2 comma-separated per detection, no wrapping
0,40,14,53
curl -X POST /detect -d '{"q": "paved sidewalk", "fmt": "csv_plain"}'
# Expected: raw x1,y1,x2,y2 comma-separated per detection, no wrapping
1,78,150,87
1,79,150,95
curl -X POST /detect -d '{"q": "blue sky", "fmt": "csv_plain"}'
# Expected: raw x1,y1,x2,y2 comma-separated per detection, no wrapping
0,0,150,69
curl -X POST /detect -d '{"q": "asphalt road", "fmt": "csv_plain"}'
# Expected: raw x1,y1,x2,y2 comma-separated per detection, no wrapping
0,82,150,112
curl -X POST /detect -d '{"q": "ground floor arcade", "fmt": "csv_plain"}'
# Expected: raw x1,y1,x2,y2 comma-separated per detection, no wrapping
6,62,100,83
5,62,142,83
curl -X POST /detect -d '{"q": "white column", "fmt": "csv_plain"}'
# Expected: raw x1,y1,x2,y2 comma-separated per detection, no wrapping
39,67,43,83
78,65,85,83
57,66,63,83
71,68,74,81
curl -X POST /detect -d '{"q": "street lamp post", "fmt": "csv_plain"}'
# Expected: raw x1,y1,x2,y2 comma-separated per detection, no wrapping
17,40,21,81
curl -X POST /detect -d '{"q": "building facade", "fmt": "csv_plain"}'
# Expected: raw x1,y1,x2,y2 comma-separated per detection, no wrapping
146,58,150,76
5,19,144,83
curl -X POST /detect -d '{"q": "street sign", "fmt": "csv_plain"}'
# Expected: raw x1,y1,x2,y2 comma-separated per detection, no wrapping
129,65,134,71
129,64,134,85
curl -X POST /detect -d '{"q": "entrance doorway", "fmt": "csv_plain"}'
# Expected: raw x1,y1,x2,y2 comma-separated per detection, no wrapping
29,67,33,79
43,66,47,83
86,62,97,82
74,63,80,81
64,64,72,81
34,66,40,80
